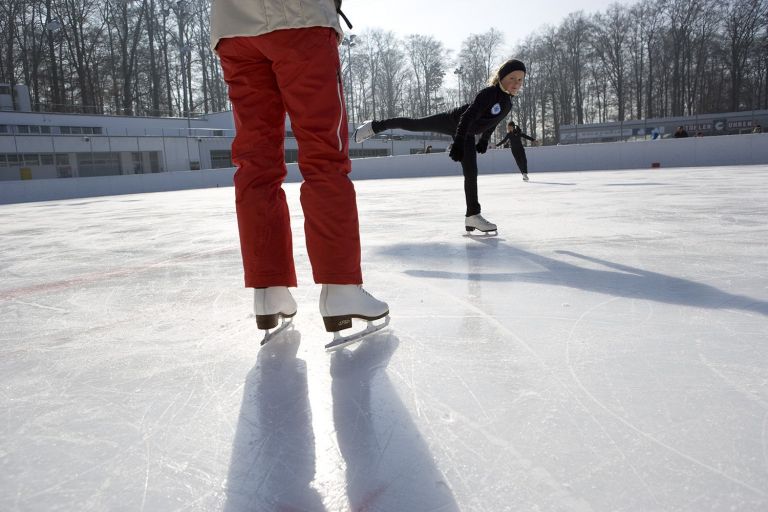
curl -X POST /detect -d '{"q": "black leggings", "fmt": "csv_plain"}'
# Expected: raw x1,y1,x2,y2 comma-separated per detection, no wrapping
510,140,528,172
374,114,481,217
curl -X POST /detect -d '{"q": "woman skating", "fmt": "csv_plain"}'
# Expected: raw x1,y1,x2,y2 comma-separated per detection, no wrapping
496,121,536,181
354,59,527,234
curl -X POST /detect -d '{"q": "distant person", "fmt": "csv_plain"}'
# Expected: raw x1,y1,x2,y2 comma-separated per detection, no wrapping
695,131,704,137
210,0,389,347
354,59,528,235
424,145,432,154
651,128,661,140
496,121,536,181
673,126,689,138
753,123,763,134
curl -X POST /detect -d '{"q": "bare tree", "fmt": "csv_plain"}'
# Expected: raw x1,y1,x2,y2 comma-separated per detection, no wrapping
458,29,504,99
404,34,447,117
724,0,764,110
593,5,630,121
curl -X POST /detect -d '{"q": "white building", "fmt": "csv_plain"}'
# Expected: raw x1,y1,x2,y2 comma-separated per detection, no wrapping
0,107,450,181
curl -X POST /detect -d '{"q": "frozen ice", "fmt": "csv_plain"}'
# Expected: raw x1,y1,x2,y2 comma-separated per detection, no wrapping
1,165,767,511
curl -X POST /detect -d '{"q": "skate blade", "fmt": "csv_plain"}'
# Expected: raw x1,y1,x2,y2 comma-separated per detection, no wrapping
325,316,391,351
260,318,294,346
464,229,498,236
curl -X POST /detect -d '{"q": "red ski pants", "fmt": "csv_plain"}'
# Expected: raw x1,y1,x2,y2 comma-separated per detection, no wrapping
217,28,362,288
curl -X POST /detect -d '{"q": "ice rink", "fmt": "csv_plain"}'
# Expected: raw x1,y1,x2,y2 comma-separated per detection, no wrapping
2,165,767,511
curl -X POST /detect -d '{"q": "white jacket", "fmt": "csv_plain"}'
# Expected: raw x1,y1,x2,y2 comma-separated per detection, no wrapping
210,0,343,49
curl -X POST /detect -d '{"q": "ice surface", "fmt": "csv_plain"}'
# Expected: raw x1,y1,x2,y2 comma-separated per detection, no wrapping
1,166,767,511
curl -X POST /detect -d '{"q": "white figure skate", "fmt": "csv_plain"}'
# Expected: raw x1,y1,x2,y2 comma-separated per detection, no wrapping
320,284,390,351
353,120,376,143
521,172,529,181
465,213,498,235
254,287,297,345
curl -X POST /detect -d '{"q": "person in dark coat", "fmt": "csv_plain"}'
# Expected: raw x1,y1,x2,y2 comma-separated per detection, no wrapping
673,126,689,138
353,59,527,234
496,121,536,181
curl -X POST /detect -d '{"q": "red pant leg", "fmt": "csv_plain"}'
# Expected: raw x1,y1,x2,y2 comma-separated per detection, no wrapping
217,37,297,288
259,28,363,285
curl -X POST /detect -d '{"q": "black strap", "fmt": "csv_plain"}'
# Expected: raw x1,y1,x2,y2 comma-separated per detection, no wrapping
337,8,353,29
335,0,352,28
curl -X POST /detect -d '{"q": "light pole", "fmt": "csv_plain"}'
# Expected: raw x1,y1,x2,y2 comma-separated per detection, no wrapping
341,35,357,125
175,0,190,120
453,66,465,105
45,19,62,111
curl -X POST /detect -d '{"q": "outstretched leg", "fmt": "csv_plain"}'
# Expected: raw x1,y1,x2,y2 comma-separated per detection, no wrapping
372,113,455,136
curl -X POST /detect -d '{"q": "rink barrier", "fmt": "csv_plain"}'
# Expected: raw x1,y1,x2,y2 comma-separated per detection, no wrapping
1,132,766,204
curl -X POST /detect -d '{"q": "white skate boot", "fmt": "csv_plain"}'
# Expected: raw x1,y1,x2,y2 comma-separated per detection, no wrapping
254,287,297,345
465,213,498,235
521,172,529,181
354,120,376,143
320,284,390,351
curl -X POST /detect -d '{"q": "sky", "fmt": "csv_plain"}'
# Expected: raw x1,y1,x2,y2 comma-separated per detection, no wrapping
344,0,635,56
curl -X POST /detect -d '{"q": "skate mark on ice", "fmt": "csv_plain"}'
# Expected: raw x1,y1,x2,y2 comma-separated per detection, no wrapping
762,412,768,476
0,247,235,301
9,299,68,312
390,335,595,511
565,297,768,497
387,274,603,507
698,352,768,409
526,181,577,186
395,268,768,498
565,296,664,504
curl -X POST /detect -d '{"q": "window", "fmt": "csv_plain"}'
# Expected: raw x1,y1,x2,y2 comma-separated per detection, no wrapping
77,152,121,177
40,126,51,134
70,126,82,135
6,154,19,165
0,125,7,133
56,154,70,165
0,154,6,167
17,125,29,134
29,125,40,134
349,148,389,158
149,151,161,172
210,149,233,169
92,127,102,135
23,154,39,166
40,154,54,165
131,152,144,174
60,126,71,134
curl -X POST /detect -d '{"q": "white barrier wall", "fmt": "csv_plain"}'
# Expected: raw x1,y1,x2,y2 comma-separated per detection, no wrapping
1,133,766,204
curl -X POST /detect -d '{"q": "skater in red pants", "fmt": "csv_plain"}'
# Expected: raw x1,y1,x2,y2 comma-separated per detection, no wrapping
211,0,389,347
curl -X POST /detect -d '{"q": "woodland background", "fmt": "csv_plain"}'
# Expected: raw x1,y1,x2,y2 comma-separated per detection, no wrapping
1,0,766,143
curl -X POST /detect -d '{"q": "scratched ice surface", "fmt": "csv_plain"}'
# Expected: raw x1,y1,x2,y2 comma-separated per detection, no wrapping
1,166,767,511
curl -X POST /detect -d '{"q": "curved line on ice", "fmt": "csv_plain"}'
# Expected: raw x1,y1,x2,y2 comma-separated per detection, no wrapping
565,299,768,498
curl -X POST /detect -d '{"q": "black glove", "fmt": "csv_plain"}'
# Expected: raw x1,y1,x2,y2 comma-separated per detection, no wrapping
476,138,488,154
449,138,465,161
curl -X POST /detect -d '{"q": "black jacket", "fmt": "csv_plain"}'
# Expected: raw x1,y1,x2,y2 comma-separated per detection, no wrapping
450,85,512,141
496,125,536,147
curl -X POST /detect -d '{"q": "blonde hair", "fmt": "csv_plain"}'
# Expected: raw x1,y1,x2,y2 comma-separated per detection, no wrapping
489,65,504,86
